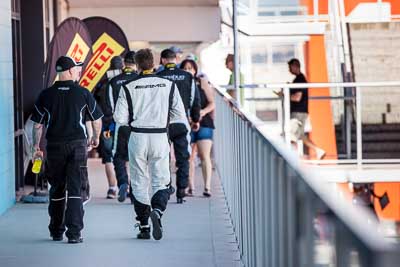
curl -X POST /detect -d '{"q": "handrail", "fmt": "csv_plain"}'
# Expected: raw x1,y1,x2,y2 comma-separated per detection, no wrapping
221,81,400,89
213,84,400,267
221,81,400,165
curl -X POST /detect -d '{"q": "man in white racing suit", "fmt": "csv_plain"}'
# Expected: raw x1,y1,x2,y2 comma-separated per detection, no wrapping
114,49,188,240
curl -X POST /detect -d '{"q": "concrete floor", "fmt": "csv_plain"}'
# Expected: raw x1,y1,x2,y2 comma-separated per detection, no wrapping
0,159,242,267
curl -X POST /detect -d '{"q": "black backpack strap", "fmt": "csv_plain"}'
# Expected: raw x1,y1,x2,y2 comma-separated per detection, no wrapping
122,85,134,125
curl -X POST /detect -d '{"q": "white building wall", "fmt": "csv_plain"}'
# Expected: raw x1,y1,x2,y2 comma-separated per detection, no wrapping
69,6,221,43
350,22,400,123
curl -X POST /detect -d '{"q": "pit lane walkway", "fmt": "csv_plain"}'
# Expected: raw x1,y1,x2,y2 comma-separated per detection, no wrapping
0,159,242,267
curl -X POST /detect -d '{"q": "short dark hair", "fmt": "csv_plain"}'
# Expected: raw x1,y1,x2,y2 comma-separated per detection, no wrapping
110,56,124,70
134,49,154,71
288,58,301,68
180,59,198,77
160,49,176,60
124,51,136,64
225,53,234,64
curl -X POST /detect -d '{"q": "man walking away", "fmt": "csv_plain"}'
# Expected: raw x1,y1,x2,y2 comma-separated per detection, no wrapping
96,56,124,199
157,48,201,204
106,51,138,202
114,49,188,240
31,56,103,243
287,58,326,160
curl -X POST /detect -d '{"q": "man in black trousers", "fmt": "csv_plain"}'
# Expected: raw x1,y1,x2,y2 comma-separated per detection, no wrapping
31,56,103,244
157,49,201,203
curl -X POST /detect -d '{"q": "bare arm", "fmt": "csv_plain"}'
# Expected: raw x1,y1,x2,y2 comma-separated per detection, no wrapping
199,77,215,116
90,118,102,148
85,121,93,139
290,91,302,102
32,123,44,160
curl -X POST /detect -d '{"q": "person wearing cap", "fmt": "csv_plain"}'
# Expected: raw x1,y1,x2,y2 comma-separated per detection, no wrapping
94,56,124,199
114,49,188,240
156,46,184,72
169,46,184,63
105,51,139,203
157,48,201,204
31,56,103,243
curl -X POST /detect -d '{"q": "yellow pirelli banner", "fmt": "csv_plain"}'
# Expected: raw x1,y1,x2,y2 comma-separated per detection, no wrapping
53,33,91,84
80,32,125,91
66,33,91,63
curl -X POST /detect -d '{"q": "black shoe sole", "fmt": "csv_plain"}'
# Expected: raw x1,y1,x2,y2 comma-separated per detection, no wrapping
150,211,163,240
203,192,211,197
137,233,151,239
51,236,63,241
68,237,83,244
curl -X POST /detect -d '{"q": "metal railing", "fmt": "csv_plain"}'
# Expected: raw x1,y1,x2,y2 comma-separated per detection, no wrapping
223,81,400,165
213,86,400,267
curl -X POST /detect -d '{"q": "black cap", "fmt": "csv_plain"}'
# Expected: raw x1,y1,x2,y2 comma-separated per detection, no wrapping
124,51,136,64
55,56,84,72
169,46,183,54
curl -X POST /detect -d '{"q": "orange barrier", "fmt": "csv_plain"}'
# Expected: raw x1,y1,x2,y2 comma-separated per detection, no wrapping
304,35,338,160
374,183,400,220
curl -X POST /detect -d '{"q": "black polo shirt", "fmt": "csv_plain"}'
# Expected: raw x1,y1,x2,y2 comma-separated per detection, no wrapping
31,80,103,142
290,73,308,113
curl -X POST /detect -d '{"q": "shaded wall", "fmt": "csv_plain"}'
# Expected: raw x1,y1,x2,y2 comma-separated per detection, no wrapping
20,0,46,121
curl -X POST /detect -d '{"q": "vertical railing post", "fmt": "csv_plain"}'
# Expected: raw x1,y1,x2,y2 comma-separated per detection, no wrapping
284,86,291,145
356,86,362,167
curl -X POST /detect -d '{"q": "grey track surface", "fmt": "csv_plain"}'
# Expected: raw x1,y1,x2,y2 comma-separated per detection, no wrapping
0,159,242,267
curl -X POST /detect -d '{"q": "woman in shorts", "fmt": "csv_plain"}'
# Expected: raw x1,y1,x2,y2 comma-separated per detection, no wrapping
181,59,215,197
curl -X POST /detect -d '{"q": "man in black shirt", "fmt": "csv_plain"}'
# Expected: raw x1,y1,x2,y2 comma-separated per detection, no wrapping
157,49,201,204
288,58,325,160
31,56,103,244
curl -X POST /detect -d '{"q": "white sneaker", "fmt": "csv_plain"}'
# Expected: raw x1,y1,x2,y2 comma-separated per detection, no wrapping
316,148,326,160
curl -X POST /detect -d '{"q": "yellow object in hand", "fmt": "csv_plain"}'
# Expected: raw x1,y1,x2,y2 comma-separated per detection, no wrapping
32,157,43,174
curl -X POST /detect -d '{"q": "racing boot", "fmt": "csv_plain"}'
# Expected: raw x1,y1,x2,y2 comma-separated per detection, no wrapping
136,224,151,240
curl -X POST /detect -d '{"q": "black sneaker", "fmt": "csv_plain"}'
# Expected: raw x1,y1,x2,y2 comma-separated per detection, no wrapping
150,210,163,240
136,224,151,240
51,234,63,241
118,183,129,203
177,197,185,204
177,189,186,204
203,189,211,198
106,188,117,199
67,236,83,244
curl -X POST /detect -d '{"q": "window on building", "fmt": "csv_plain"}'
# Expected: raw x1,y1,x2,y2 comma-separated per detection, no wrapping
272,45,295,63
